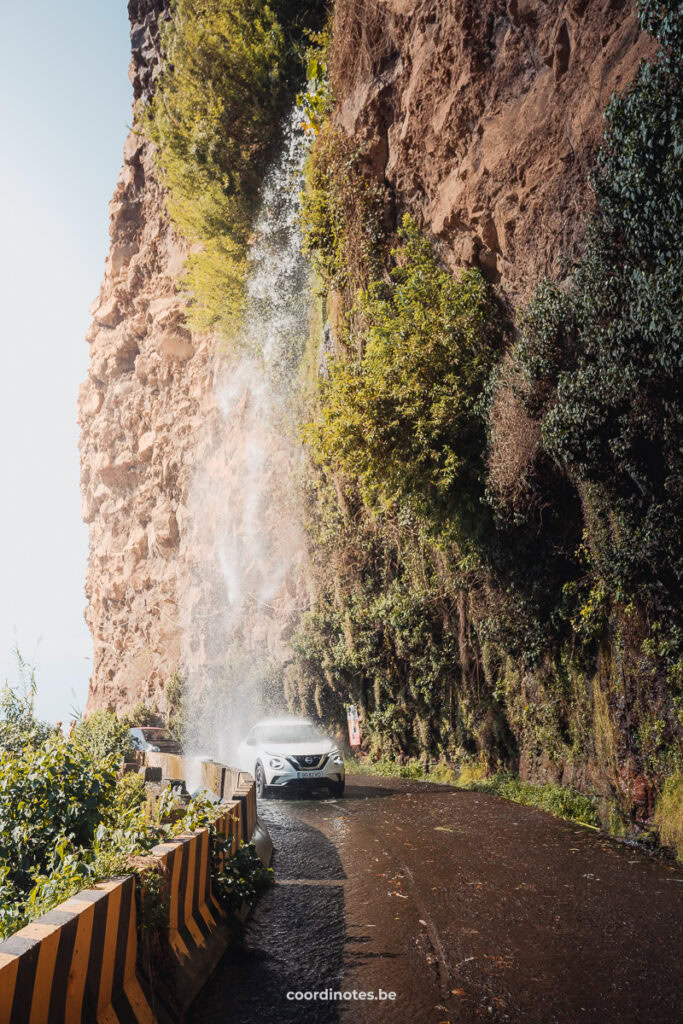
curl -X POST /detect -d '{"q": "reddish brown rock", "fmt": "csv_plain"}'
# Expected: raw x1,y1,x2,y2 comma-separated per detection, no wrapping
81,0,650,723
630,773,656,824
334,0,653,301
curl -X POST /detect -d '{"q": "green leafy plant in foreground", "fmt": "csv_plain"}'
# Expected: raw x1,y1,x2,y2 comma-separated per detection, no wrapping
0,738,118,893
211,841,274,911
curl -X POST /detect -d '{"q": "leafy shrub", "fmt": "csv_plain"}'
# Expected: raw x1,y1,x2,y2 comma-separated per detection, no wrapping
456,759,488,787
211,840,274,910
513,0,682,615
306,215,503,543
0,737,117,893
128,701,164,728
0,661,274,941
0,650,56,753
71,710,132,763
300,122,388,297
296,29,331,137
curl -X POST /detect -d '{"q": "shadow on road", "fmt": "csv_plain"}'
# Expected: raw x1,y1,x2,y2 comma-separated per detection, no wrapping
188,808,346,1024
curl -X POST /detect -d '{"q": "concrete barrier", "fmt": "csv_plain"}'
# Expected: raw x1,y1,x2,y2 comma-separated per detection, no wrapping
148,828,219,961
213,801,240,869
137,804,249,1024
144,753,185,784
230,775,257,841
0,772,265,1024
0,876,155,1024
142,755,239,803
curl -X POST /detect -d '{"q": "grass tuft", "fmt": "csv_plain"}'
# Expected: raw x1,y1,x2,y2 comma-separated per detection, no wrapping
654,772,683,862
346,757,599,828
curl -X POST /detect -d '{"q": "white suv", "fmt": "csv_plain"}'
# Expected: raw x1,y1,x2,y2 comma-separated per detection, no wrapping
236,717,345,798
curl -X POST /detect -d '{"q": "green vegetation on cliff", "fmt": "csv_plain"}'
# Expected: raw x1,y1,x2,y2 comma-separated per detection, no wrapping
290,0,682,846
307,217,502,544
143,0,325,337
139,0,681,850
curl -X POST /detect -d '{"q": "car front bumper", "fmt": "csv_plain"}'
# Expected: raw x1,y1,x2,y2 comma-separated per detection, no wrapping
263,756,344,789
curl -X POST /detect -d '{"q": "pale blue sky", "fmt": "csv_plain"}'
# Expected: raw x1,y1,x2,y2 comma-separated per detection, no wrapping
0,2,132,722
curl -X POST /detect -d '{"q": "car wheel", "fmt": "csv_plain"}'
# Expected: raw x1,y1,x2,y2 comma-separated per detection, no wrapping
328,779,345,797
255,761,269,800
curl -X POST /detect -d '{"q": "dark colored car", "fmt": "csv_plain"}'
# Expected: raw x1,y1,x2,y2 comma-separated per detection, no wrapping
128,726,182,754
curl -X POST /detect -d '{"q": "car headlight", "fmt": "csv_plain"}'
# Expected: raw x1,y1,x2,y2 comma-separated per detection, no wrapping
267,756,285,769
330,749,343,766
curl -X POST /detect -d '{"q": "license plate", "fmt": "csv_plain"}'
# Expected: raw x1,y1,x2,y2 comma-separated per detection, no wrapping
297,770,324,779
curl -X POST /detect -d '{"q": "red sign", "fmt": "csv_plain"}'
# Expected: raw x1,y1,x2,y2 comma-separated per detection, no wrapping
347,704,361,747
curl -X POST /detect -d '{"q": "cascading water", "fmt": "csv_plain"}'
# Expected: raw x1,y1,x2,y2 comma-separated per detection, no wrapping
179,108,313,765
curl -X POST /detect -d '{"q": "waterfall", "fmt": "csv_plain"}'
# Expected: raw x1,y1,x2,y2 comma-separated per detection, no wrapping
179,108,312,763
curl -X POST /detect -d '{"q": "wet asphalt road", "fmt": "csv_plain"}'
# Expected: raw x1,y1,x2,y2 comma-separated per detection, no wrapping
189,775,683,1024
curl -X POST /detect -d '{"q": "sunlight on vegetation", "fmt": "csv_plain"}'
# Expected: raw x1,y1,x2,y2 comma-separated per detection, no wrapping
346,757,599,828
654,772,683,862
0,665,271,940
143,0,325,339
306,215,502,543
290,0,682,847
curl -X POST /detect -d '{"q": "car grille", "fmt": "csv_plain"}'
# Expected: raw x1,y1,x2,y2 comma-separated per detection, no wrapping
288,754,328,770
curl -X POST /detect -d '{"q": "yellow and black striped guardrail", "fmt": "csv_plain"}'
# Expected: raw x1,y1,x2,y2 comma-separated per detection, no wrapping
150,827,221,961
0,770,258,1024
0,875,155,1024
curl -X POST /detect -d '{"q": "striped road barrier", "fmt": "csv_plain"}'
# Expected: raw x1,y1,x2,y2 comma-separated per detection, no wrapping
0,876,155,1024
139,803,250,1022
0,779,261,1024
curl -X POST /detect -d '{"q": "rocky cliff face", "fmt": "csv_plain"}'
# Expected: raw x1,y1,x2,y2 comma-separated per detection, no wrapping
80,0,205,711
335,0,651,300
80,0,309,720
81,0,648,719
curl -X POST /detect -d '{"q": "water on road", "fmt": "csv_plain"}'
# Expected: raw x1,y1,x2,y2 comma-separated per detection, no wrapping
189,774,683,1024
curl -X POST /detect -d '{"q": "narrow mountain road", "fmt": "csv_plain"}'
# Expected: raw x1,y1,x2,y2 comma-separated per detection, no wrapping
189,775,683,1024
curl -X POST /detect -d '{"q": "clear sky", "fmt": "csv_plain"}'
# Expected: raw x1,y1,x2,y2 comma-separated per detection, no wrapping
0,2,132,723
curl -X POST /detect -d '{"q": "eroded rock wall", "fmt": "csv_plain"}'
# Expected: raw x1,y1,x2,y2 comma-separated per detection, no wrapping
80,0,208,711
80,0,310,719
335,0,652,300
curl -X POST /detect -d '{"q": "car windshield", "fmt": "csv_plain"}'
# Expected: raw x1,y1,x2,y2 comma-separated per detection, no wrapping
253,723,324,745
139,728,174,742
